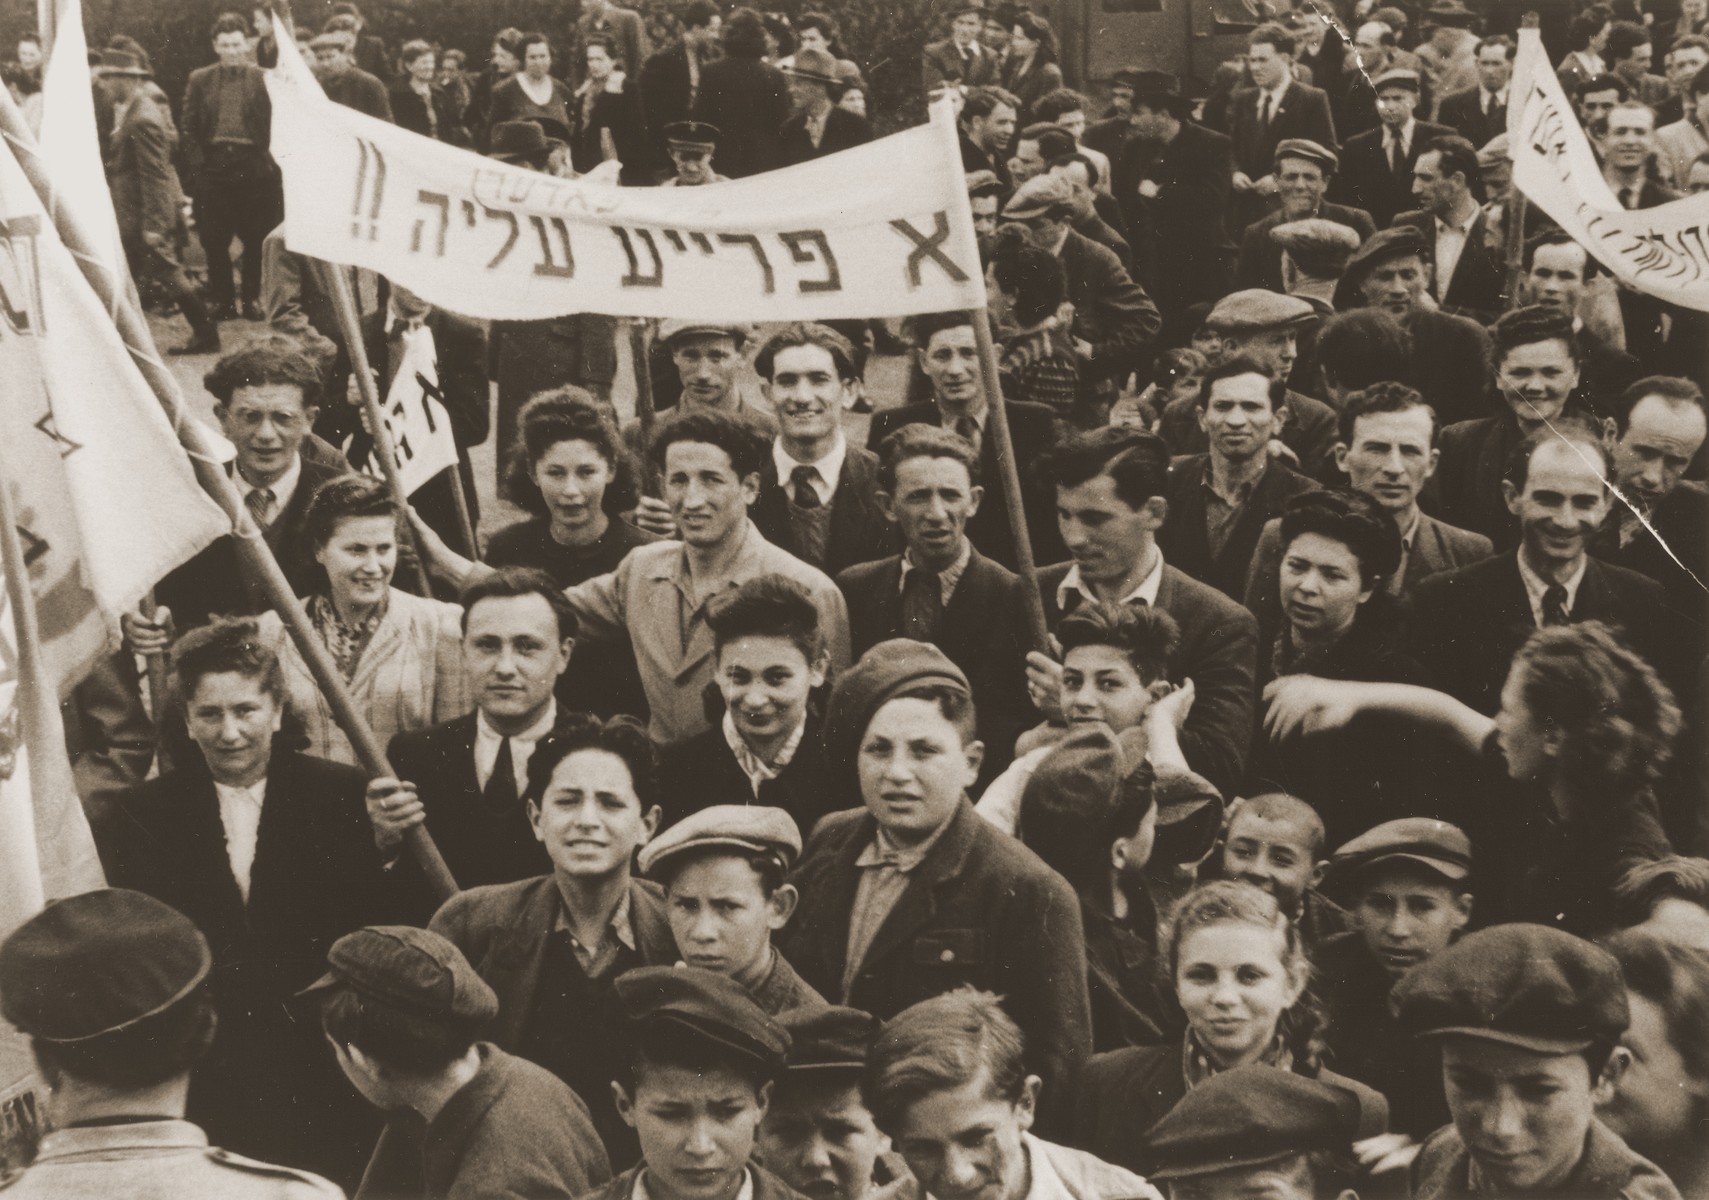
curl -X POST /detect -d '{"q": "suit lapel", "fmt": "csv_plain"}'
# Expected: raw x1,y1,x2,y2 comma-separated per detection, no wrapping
487,878,563,1047
857,801,979,974
1573,559,1614,621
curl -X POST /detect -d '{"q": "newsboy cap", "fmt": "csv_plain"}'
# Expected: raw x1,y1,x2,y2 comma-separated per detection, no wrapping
1151,766,1225,865
615,966,790,1070
781,1004,880,1074
1270,218,1362,277
657,318,754,347
1143,1065,1386,1180
1392,924,1629,1053
639,804,803,880
1372,67,1422,93
0,889,211,1043
1021,724,1146,835
1003,172,1078,220
825,639,971,769
1329,817,1472,888
1343,225,1430,287
298,925,499,1023
1274,137,1338,173
1477,132,1511,167
1203,288,1318,333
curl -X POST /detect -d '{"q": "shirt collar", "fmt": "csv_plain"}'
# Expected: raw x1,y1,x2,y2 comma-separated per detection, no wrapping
1435,207,1477,234
1386,116,1415,145
722,709,808,790
856,809,958,873
235,452,303,515
638,1167,755,1200
477,700,557,748
1055,549,1164,611
553,882,637,953
1516,548,1588,618
1483,85,1509,104
1399,508,1421,549
1018,1134,1075,1200
899,538,974,597
1201,456,1265,505
1262,78,1290,107
773,432,847,501
213,779,267,806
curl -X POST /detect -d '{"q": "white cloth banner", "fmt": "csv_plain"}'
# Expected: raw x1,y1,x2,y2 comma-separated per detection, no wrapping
344,325,461,496
265,23,983,321
1510,27,1709,311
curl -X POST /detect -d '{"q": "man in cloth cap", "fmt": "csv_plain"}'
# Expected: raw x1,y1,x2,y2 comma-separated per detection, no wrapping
101,48,221,355
781,46,873,165
306,925,613,1198
758,1006,914,1200
1333,68,1452,228
1395,924,1682,1199
0,889,341,1197
1113,71,1235,338
1267,219,1362,308
660,120,728,185
639,804,825,1014
1236,138,1375,292
1140,1065,1385,1199
308,28,393,121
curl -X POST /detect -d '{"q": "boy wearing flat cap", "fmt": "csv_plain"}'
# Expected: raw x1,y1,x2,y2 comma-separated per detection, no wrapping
781,640,1092,1133
586,966,801,1200
640,804,826,1014
1394,924,1682,1199
0,889,340,1198
1141,1065,1382,1199
759,1006,908,1200
306,925,612,1199
1315,819,1474,1147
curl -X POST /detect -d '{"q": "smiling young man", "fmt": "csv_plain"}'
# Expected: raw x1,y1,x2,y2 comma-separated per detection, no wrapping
750,323,894,576
864,989,1162,1200
584,967,798,1200
1394,924,1682,1200
782,642,1092,1135
1315,819,1474,1143
1217,792,1348,948
837,426,1034,786
567,409,851,748
639,804,824,1014
363,568,579,909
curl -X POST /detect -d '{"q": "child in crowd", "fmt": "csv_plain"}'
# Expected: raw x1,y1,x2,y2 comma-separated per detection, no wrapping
1218,793,1350,949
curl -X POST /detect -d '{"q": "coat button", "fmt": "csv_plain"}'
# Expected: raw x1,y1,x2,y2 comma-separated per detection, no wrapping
940,948,955,962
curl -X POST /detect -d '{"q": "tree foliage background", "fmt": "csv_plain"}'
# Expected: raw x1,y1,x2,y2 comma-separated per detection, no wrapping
4,0,942,133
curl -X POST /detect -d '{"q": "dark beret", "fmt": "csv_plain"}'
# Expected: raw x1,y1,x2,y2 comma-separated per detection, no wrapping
781,1004,880,1073
825,640,971,771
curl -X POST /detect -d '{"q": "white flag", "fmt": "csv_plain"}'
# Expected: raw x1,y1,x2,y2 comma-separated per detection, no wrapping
1510,27,1709,311
344,324,462,496
265,17,984,321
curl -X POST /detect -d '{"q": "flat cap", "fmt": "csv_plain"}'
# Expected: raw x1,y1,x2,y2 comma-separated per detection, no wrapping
299,926,499,1023
966,168,1004,198
1002,172,1078,219
615,965,790,1070
1274,137,1338,173
1203,288,1318,333
1372,67,1422,92
1270,218,1362,276
1344,225,1429,285
1152,766,1225,865
639,804,802,880
781,1004,880,1073
658,318,753,347
1328,818,1472,889
0,889,211,1042
1392,924,1629,1053
1021,724,1148,834
1143,1066,1387,1180
664,120,721,149
1478,132,1511,167
825,640,971,770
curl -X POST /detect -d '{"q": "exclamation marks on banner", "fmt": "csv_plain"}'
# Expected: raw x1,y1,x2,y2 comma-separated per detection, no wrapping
350,140,387,241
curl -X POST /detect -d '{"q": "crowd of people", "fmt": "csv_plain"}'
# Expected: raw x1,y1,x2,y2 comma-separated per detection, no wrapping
5,0,1709,1197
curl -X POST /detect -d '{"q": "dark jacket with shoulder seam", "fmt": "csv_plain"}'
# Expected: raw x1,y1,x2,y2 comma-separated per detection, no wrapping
1333,120,1454,229
1157,454,1320,600
920,38,1000,91
779,106,874,166
1058,228,1163,388
780,799,1092,1133
690,56,790,178
866,400,1065,571
1038,559,1258,796
1157,388,1340,483
1225,79,1340,180
1412,1118,1681,1200
1437,85,1506,148
836,546,1036,782
1391,205,1506,321
180,62,271,179
1115,124,1238,305
750,442,896,577
655,712,847,836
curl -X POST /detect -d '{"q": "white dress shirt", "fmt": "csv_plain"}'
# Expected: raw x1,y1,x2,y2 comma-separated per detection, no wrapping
1433,207,1478,299
474,700,558,793
1516,551,1587,628
772,432,847,507
234,452,302,522
214,779,267,902
1385,116,1416,166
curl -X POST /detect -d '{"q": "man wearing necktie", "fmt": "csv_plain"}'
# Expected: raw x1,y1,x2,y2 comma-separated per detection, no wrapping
921,0,997,92
1599,101,1684,360
365,568,578,917
749,324,894,575
1333,68,1451,229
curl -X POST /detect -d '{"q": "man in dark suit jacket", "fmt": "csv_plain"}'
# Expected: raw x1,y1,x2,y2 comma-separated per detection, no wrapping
780,643,1091,1135
429,724,679,1169
95,620,390,1186
1438,36,1513,146
1158,359,1320,599
1114,73,1236,337
637,5,722,176
837,426,1035,784
1224,24,1339,229
921,3,1000,91
1391,136,1506,321
778,49,873,166
750,324,895,576
1414,426,1679,714
1236,138,1376,291
1333,70,1453,230
1031,427,1261,795
868,312,1064,571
